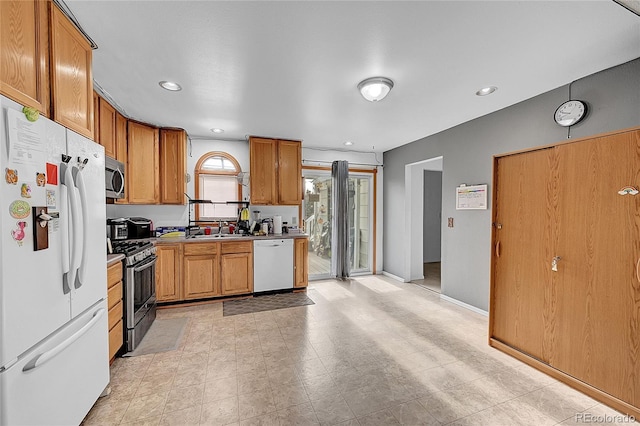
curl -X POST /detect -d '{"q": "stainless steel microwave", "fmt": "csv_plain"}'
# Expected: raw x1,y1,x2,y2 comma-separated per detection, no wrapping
105,156,125,199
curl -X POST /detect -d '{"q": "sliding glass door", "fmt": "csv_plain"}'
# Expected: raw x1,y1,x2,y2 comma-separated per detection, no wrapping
302,170,373,280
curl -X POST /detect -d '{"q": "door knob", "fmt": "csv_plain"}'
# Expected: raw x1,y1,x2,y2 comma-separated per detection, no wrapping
551,256,561,272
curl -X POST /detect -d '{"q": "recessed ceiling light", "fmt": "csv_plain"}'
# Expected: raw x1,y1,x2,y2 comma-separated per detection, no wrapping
159,81,182,91
476,86,497,96
357,77,394,102
344,141,353,146
211,128,224,134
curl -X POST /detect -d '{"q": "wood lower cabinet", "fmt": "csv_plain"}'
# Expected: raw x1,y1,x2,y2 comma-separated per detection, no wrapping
0,0,50,116
156,244,182,302
183,243,219,299
294,238,308,288
49,3,93,139
491,128,640,417
249,137,302,205
106,261,124,361
220,242,253,295
159,129,186,204
127,122,159,204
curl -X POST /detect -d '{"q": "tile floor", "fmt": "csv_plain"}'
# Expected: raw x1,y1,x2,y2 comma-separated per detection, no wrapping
83,275,637,425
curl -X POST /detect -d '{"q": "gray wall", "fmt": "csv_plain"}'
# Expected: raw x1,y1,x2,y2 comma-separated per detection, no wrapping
383,58,640,311
423,170,442,263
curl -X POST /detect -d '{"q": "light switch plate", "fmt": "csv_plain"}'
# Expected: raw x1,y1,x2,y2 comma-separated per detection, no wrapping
448,217,454,228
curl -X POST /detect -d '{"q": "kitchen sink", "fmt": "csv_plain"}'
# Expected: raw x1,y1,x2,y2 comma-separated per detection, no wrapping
190,234,235,239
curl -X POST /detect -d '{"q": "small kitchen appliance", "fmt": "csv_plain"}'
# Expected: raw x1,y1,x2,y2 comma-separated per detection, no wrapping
126,217,153,239
107,217,129,240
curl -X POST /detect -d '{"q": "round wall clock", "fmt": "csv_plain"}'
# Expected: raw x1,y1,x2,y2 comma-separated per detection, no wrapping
554,100,587,127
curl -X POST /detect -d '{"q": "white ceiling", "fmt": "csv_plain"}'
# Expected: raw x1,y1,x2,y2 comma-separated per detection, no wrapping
66,1,640,153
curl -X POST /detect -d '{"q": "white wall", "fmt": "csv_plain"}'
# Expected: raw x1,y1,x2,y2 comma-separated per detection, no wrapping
384,58,640,311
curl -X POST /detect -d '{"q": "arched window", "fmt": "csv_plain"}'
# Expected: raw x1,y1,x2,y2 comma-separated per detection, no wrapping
195,152,242,221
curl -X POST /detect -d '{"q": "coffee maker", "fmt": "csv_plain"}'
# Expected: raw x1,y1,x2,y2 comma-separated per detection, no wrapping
236,207,251,235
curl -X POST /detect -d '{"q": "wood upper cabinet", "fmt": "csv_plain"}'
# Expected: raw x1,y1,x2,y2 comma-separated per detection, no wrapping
127,122,159,204
220,241,253,295
294,238,308,288
160,129,186,204
0,0,50,115
277,140,302,205
114,112,128,204
49,3,93,139
250,137,278,205
249,137,302,205
92,90,99,141
156,244,181,302
98,97,116,158
183,243,219,300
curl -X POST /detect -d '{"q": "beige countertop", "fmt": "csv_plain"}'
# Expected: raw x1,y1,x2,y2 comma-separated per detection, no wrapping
107,253,125,266
155,233,308,244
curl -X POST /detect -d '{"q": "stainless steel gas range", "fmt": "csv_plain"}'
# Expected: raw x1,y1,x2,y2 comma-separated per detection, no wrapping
110,240,157,352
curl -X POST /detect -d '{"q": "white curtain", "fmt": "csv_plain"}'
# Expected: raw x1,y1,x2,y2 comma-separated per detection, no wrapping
331,160,350,279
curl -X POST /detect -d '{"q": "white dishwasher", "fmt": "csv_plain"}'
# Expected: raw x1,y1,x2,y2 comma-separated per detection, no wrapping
253,239,294,292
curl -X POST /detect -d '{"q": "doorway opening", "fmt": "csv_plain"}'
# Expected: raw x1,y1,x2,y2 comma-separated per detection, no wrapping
404,157,443,293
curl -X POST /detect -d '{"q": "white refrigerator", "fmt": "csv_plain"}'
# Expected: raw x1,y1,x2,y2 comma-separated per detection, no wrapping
0,95,109,425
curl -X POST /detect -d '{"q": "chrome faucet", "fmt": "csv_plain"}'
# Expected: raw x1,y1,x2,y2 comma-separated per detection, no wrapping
218,219,224,235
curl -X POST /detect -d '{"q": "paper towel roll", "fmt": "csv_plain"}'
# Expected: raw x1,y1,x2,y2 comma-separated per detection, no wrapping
273,215,283,235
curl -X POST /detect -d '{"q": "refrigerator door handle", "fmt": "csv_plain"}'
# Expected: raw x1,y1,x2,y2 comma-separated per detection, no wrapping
69,166,83,289
75,168,89,289
22,308,106,372
60,164,74,294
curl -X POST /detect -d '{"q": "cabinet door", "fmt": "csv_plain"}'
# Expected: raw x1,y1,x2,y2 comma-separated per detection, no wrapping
98,97,116,158
221,253,253,295
250,137,277,205
127,122,159,204
278,140,302,205
552,131,640,407
92,90,99,142
491,147,555,363
156,244,181,302
183,255,219,299
160,129,186,204
50,3,93,139
294,238,308,288
0,0,49,115
114,113,128,204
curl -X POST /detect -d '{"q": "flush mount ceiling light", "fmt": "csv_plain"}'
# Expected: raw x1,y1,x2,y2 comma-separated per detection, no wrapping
357,77,394,102
159,81,182,91
211,128,224,134
476,86,497,96
344,141,353,146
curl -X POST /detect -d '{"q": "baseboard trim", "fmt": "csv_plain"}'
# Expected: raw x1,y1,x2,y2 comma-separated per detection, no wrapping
382,270,408,283
440,294,488,316
490,339,640,419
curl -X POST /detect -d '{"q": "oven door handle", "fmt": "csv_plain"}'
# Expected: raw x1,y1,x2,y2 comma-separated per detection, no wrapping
133,256,157,273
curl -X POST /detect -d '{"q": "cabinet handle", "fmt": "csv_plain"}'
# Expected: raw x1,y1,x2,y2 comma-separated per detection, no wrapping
636,258,640,283
552,256,561,272
495,241,501,258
